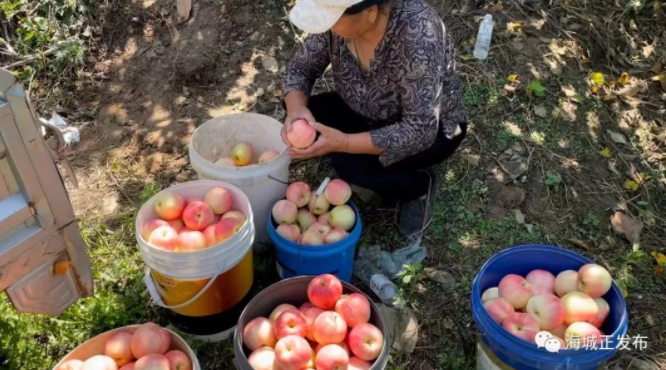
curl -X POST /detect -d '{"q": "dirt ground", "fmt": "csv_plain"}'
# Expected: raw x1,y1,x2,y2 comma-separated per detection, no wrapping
26,0,666,368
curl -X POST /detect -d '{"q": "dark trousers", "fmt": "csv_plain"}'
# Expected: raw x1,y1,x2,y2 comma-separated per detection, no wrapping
307,93,466,201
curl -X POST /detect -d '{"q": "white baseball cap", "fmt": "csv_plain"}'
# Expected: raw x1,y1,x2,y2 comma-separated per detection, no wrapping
289,0,366,34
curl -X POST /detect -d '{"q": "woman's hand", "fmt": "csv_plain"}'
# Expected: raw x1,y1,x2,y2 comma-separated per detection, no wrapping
282,92,315,147
288,122,349,160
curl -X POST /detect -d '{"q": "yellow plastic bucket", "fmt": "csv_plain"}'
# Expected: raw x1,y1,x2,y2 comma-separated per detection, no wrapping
136,180,255,341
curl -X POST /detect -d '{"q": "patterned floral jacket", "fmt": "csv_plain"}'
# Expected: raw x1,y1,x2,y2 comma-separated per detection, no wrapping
283,0,467,166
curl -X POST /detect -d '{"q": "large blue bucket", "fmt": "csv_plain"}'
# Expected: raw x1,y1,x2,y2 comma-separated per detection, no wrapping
267,202,362,282
471,245,628,370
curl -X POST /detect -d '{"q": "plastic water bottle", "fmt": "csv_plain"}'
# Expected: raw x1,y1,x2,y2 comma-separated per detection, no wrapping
473,14,494,60
355,259,405,308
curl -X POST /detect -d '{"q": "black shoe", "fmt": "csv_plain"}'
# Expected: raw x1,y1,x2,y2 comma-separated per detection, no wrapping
398,169,437,237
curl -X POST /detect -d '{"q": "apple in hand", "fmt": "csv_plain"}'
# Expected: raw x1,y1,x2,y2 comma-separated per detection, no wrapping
561,291,599,325
243,317,277,350
498,274,533,309
274,335,312,370
276,224,301,242
526,293,565,330
287,119,317,149
335,293,370,328
348,323,383,361
308,274,343,309
324,179,352,206
555,270,579,297
577,264,612,298
502,313,540,343
313,311,347,345
286,182,312,207
248,347,280,370
164,350,192,370
274,309,307,339
153,192,185,221
484,298,515,325
231,143,254,166
590,297,610,328
315,344,349,370
526,269,555,295
104,331,134,367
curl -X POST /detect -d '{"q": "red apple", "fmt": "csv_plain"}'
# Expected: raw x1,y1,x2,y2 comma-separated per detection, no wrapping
348,323,383,361
316,342,350,356
526,293,565,330
287,120,316,149
222,210,246,225
273,200,298,224
315,344,349,370
166,219,184,232
164,350,192,370
153,192,185,221
484,297,515,325
498,274,533,309
55,360,84,370
231,143,254,166
203,224,217,247
182,201,214,231
502,313,540,343
307,274,343,309
324,179,352,206
82,355,118,370
243,317,277,350
561,291,599,325
248,347,280,370
590,297,610,328
215,157,236,166
481,287,499,303
302,307,324,341
299,302,315,313
119,363,135,370
274,335,312,370
577,264,612,298
329,205,355,231
313,311,347,345
550,324,567,339
276,224,301,242
274,309,307,339
307,195,330,216
308,222,331,236
526,269,556,295
142,220,170,241
300,229,324,246
554,270,579,297
104,331,134,367
215,218,241,243
130,323,171,358
148,226,179,251
348,357,372,370
134,354,169,370
204,187,234,215
286,182,312,208
324,228,349,244
565,322,603,346
175,230,207,252
270,304,299,323
297,209,317,231
335,293,370,328
258,150,280,164
318,212,332,226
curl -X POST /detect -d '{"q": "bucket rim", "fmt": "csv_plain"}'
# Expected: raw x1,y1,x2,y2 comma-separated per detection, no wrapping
135,180,254,254
471,244,629,360
267,201,363,250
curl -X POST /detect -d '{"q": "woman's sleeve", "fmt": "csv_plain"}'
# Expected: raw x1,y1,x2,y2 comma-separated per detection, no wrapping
282,32,332,96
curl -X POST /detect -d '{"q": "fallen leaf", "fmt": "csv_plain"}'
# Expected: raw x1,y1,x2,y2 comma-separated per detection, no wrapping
512,209,525,224
527,80,547,97
600,148,612,158
591,86,599,95
507,21,523,34
618,72,630,84
607,130,628,144
569,238,591,250
590,72,606,86
611,211,643,244
652,251,666,267
642,44,655,58
534,105,548,118
608,160,620,175
508,74,518,82
459,54,474,61
491,1,504,11
624,179,640,191
651,74,666,91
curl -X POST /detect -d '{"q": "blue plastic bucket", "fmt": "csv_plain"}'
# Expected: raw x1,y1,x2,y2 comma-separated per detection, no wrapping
471,245,628,370
267,202,362,282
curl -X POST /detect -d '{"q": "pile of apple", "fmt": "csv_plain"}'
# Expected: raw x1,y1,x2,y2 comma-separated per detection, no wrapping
243,274,384,370
272,179,356,246
140,186,247,251
215,142,280,167
55,323,192,370
482,264,614,348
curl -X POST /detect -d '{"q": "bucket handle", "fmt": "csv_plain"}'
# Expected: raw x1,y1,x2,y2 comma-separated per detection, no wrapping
143,266,224,310
268,175,289,185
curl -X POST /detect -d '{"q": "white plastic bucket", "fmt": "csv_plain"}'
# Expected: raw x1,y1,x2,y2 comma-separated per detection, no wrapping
52,324,201,370
135,180,255,339
188,113,290,250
